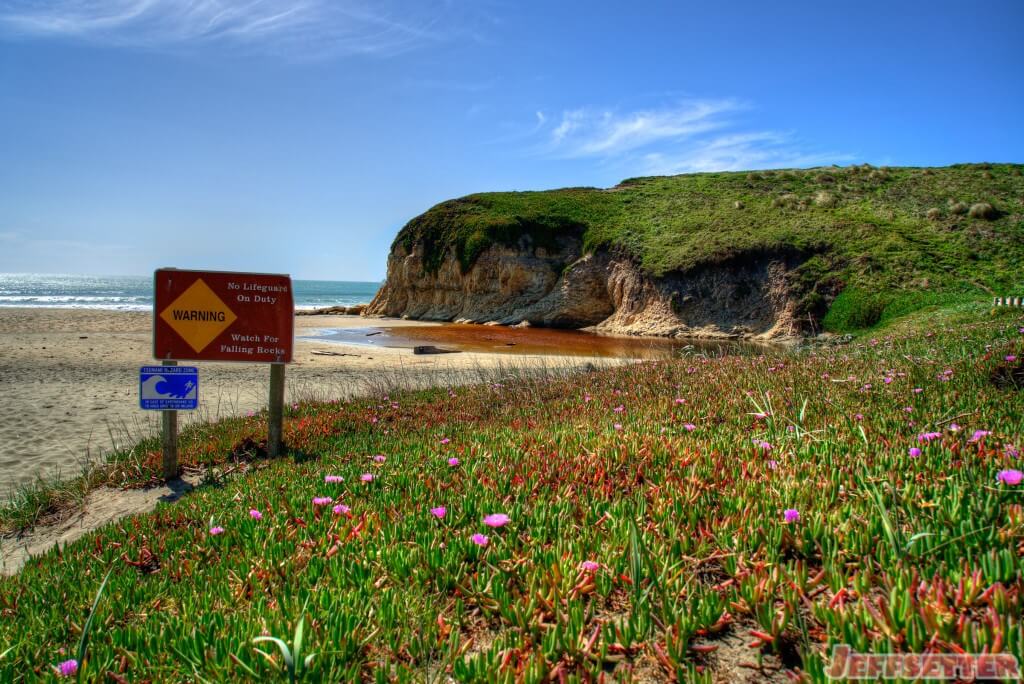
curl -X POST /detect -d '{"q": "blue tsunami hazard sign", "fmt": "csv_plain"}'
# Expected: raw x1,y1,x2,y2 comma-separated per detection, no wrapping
140,366,199,410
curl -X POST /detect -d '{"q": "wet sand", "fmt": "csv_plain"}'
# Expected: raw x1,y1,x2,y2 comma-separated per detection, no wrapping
0,308,617,492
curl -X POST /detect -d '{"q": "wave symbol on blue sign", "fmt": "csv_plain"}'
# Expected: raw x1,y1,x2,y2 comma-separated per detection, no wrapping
140,374,197,400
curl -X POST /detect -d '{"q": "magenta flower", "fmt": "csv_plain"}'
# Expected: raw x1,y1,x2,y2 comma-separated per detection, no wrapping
613,405,625,414
579,560,600,572
372,454,386,463
440,437,451,445
917,432,942,443
324,475,344,484
767,460,779,470
209,526,225,536
908,447,922,458
674,397,686,405
970,430,992,443
913,388,923,394
483,513,510,528
948,423,961,432
1006,445,1020,458
360,473,374,482
754,439,772,451
313,496,333,506
448,457,460,467
997,469,1023,486
613,423,623,431
1007,355,1018,362
249,509,263,520
683,423,696,432
783,509,800,523
55,660,78,678
430,506,446,519
333,503,351,515
471,533,489,547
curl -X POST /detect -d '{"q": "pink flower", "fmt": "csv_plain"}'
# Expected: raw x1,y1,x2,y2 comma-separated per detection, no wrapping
440,438,451,445
471,533,489,547
754,439,772,451
783,509,800,523
360,473,374,482
55,660,78,678
613,423,623,431
372,454,386,463
483,513,510,528
1006,445,1020,458
908,447,921,458
912,388,923,394
580,560,600,572
249,509,263,520
948,423,961,432
997,469,1023,486
683,423,696,432
324,475,344,484
917,432,941,443
613,405,625,414
970,430,992,443
751,412,769,420
448,457,460,467
767,460,779,470
583,393,592,402
884,377,893,384
210,526,225,536
1007,355,1018,362
674,398,686,405
430,506,446,519
333,503,351,515
903,407,913,414
312,496,333,506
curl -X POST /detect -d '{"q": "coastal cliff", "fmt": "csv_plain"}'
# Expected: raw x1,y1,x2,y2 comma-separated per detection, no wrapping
366,164,1024,337
366,241,806,339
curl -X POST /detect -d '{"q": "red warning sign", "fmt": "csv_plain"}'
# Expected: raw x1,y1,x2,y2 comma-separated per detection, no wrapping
154,269,294,363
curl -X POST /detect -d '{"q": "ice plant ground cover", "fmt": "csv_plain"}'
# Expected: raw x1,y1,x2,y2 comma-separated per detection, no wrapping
0,305,1022,681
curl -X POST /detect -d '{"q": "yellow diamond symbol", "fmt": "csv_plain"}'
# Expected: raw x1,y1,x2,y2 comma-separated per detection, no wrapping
160,279,238,353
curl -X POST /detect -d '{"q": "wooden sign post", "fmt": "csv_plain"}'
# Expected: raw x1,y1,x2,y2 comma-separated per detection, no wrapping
153,268,295,477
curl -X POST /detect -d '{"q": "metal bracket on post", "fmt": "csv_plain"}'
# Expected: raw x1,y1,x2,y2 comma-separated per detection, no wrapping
268,363,285,457
161,359,178,480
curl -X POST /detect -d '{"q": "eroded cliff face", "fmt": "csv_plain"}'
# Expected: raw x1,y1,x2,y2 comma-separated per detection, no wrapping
365,238,806,340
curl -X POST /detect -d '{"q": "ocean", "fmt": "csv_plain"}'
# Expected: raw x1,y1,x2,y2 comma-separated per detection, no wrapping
0,273,381,311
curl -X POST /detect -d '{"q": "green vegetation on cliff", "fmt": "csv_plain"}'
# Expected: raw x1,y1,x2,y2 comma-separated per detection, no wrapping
394,163,1024,331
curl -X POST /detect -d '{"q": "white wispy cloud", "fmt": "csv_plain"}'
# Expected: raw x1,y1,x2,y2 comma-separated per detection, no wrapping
533,99,851,173
0,1,473,58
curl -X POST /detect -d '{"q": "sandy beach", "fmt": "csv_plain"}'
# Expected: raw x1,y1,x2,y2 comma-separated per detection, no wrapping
0,307,610,493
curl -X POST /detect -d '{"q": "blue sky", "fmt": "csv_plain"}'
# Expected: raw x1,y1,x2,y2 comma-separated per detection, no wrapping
1,0,1021,280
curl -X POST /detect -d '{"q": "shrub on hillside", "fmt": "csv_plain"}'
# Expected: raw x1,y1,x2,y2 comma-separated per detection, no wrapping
926,207,941,221
949,201,969,215
814,191,836,208
733,200,745,209
968,202,997,220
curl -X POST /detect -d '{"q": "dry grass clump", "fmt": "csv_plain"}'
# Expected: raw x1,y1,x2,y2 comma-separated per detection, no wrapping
814,191,836,208
925,207,941,221
815,172,836,184
868,169,889,182
771,193,799,208
968,202,997,220
949,201,969,215
733,200,745,209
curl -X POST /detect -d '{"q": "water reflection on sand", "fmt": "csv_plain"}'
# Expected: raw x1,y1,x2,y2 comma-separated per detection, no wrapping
305,323,772,360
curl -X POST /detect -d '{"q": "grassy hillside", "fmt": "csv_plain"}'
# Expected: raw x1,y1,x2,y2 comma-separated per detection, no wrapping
394,163,1024,332
0,306,1022,681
